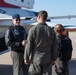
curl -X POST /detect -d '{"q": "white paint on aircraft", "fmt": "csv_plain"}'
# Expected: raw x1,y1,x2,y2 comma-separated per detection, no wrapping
4,0,34,9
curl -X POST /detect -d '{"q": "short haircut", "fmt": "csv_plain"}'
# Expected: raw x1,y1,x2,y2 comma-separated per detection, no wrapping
38,10,48,20
54,24,63,33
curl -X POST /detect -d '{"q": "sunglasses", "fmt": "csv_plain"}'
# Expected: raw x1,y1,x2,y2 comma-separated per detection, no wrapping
15,19,20,21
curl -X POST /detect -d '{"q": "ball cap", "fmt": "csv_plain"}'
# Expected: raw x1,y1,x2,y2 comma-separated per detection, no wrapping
12,14,20,19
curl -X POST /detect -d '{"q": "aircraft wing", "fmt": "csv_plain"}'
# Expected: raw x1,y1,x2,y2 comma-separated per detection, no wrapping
0,16,76,29
27,21,76,29
49,15,76,20
0,16,35,26
27,15,76,29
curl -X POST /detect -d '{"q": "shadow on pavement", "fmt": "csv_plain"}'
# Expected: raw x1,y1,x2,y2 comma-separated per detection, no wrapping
69,59,76,75
0,59,76,75
0,64,23,75
0,65,13,75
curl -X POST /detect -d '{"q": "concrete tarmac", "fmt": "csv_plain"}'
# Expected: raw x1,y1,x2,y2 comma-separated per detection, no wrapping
0,32,76,75
0,51,23,75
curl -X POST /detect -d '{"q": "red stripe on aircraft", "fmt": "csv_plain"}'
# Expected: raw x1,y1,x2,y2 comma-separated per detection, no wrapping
0,0,20,8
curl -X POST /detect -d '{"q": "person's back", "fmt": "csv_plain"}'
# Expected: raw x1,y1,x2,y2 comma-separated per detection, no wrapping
31,24,55,52
24,10,58,75
53,24,73,75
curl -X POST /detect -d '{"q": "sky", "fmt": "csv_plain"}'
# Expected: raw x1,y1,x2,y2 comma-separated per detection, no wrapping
31,0,76,25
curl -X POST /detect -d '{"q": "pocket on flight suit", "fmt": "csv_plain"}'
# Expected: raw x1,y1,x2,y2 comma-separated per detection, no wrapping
33,53,51,65
28,63,41,75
